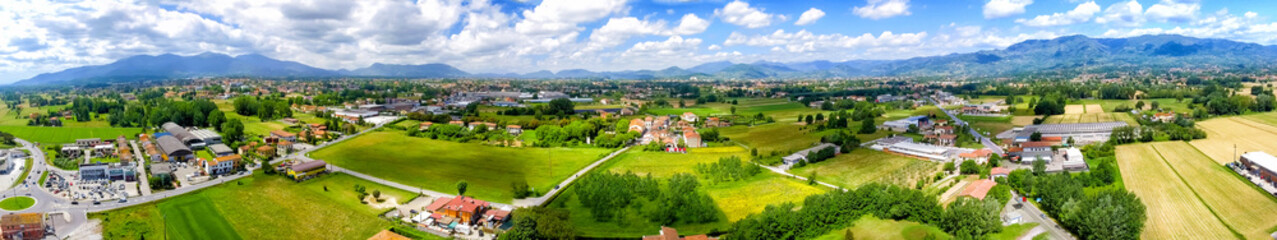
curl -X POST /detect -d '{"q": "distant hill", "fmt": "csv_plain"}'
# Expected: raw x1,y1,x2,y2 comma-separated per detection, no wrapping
15,34,1277,85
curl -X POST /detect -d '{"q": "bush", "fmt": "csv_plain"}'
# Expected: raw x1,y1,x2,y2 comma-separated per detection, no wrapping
959,160,979,174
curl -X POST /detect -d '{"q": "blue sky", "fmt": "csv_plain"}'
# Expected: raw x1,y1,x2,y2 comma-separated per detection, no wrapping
2,0,1277,83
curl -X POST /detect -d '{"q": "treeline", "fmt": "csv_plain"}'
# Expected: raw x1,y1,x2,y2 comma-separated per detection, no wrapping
232,96,293,121
727,183,1006,239
106,98,222,130
1108,116,1206,144
695,156,762,183
573,172,719,225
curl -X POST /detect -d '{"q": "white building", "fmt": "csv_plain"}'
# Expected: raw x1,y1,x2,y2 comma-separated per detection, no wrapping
1062,147,1088,171
886,142,950,161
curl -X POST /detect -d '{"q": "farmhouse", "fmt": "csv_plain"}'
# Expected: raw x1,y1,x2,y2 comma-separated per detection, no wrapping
205,154,240,175
367,230,411,240
156,135,195,162
643,226,717,240
682,128,702,148
1009,122,1128,144
958,179,997,200
427,196,491,230
0,213,45,240
781,143,840,165
162,122,205,149
681,112,698,122
287,160,327,181
270,130,298,142
1240,151,1277,185
629,118,646,133
507,125,523,135
959,149,994,164
419,122,433,130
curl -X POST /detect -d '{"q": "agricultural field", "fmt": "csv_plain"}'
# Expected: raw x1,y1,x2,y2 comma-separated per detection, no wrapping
790,150,940,189
705,172,827,221
1041,111,1138,125
1189,117,1277,164
548,185,731,238
0,126,141,144
598,146,749,178
1150,142,1277,239
1010,116,1040,126
94,173,408,240
813,215,953,240
1116,144,1236,240
1241,111,1277,128
310,130,612,202
1077,98,1191,113
719,123,826,155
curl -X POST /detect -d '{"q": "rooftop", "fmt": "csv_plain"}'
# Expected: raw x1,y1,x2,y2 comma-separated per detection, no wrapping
1244,152,1277,171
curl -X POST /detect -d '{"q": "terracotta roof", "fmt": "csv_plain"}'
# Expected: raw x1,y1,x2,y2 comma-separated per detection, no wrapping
435,196,489,214
425,197,453,212
1019,141,1056,148
270,130,296,138
1040,136,1063,141
367,230,411,240
210,154,241,165
991,167,1010,175
959,149,993,158
939,134,957,140
959,179,998,200
1,213,43,226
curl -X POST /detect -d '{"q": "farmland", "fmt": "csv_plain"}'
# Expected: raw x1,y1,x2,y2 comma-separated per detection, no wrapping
310,130,611,202
1041,106,1138,125
94,173,404,240
598,146,749,178
1116,144,1236,239
0,126,142,144
719,123,826,155
1189,117,1277,164
1150,142,1277,239
813,215,953,240
789,150,939,189
704,172,827,221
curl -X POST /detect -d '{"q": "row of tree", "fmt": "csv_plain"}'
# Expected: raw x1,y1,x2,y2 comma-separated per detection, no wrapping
573,172,720,225
694,156,762,183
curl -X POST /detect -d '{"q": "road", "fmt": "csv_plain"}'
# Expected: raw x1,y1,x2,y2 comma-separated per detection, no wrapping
1007,190,1075,240
929,97,1005,155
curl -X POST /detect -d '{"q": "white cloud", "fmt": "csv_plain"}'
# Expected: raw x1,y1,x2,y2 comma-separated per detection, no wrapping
1145,0,1199,23
514,0,629,36
1095,0,1144,26
714,0,774,28
673,14,711,35
1100,10,1277,45
724,29,927,53
1015,1,1100,27
707,44,722,50
853,0,911,20
795,8,825,26
622,36,702,57
983,0,1033,19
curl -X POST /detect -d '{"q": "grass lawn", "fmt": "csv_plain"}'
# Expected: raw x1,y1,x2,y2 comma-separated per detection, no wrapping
0,126,141,144
813,215,952,240
0,196,35,211
94,173,404,240
598,146,749,178
310,131,612,202
990,223,1040,240
548,185,731,238
37,170,48,186
790,150,939,189
196,151,215,161
1077,98,1192,113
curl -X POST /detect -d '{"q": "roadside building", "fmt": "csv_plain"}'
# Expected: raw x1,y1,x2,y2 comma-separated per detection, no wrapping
881,116,929,132
884,142,949,161
156,135,194,162
288,160,327,181
151,162,175,179
1062,147,1088,171
0,213,45,240
75,138,102,148
959,149,994,164
1009,141,1055,162
1241,152,1277,185
1009,122,1128,144
990,167,1010,179
781,143,840,165
60,144,82,158
80,163,136,181
427,196,491,230
206,154,240,175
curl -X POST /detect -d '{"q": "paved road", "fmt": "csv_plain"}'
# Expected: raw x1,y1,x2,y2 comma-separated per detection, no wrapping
929,97,1005,155
759,164,842,190
1008,190,1075,240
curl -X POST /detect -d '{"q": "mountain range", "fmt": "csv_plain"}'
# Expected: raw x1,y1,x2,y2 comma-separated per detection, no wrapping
15,34,1277,86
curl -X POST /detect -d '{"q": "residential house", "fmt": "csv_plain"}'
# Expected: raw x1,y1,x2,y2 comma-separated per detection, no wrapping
682,128,701,148
206,154,240,175
507,125,523,135
256,145,276,158
270,130,298,142
208,144,235,157
681,112,698,122
367,230,411,240
428,196,491,228
419,122,433,130
643,226,716,240
990,167,1010,179
629,118,646,133
958,179,997,200
1152,112,1176,123
959,149,994,164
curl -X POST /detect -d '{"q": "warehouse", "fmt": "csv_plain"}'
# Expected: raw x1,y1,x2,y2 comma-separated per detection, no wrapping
1009,121,1128,144
162,122,205,149
1241,151,1277,185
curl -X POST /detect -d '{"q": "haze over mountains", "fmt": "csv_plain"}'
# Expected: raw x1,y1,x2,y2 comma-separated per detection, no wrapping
15,34,1277,86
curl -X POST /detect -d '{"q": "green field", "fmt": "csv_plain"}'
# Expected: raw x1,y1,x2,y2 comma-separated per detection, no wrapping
598,146,749,178
94,173,407,240
719,123,826,155
813,215,952,240
311,131,612,202
159,195,242,240
790,150,939,189
0,126,141,144
551,145,826,237
1077,98,1192,113
0,196,35,211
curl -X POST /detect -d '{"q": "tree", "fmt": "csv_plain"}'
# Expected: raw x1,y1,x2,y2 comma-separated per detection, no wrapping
1060,189,1146,240
547,98,575,117
1029,131,1042,141
1150,101,1160,110
207,110,225,130
730,106,737,115
941,198,1002,239
221,119,245,144
456,180,469,196
372,190,381,200
1032,160,1047,176
500,207,576,240
805,115,814,125
960,160,979,174
859,118,876,134
943,162,957,172
1135,100,1145,110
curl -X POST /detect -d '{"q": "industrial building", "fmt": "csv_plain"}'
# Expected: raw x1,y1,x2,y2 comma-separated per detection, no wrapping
1000,121,1129,144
